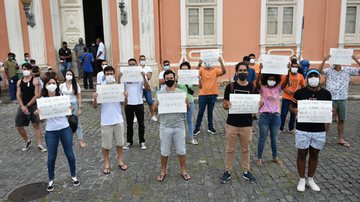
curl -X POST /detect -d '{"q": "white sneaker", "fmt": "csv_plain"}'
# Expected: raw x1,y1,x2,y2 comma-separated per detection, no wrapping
72,176,80,187
151,115,158,122
123,142,131,150
38,144,47,152
306,177,320,191
133,117,137,123
297,178,306,192
189,139,198,145
47,180,54,192
140,142,147,150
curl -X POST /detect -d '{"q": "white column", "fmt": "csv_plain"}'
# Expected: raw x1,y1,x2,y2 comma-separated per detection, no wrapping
102,0,112,65
338,0,347,48
259,0,267,57
4,0,24,61
118,0,134,66
180,0,187,62
295,0,304,57
217,0,223,56
28,0,47,65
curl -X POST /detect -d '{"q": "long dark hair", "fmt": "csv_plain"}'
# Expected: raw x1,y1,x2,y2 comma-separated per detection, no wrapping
65,70,78,95
261,74,281,86
42,76,60,97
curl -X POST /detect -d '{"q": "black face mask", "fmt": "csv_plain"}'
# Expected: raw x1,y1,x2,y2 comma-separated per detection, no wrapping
238,73,247,81
165,80,175,87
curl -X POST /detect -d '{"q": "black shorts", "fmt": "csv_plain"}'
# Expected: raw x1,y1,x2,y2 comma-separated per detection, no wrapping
15,105,39,127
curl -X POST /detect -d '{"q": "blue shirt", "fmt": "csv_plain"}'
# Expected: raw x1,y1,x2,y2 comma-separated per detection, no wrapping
233,67,256,83
81,52,94,72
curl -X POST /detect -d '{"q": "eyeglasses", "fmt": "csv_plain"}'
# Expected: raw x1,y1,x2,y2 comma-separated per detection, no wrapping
238,69,247,72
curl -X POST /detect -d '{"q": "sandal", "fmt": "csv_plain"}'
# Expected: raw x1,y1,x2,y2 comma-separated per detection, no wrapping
103,167,110,174
118,164,128,171
337,142,351,147
180,173,191,181
256,159,263,167
272,158,283,166
157,174,167,182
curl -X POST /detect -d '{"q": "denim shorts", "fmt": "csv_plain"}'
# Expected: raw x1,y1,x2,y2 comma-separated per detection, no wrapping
143,89,154,105
295,130,326,150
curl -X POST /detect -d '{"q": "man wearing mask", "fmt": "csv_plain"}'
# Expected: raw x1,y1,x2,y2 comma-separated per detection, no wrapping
95,38,106,74
58,41,72,78
19,53,31,79
249,53,260,75
158,60,171,91
233,56,256,88
193,57,226,135
4,52,19,102
97,60,108,84
280,62,305,134
319,54,360,147
16,63,47,152
74,38,87,78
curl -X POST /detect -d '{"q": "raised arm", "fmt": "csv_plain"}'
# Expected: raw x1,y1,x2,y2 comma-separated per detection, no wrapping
319,55,330,74
256,64,262,90
142,72,150,90
219,57,226,76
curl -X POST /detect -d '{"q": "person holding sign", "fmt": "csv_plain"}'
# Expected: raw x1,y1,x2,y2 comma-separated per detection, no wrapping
220,62,257,184
153,70,190,182
255,69,289,167
289,69,332,192
60,70,86,148
319,54,360,147
35,76,80,192
93,66,128,174
193,57,226,135
158,60,171,91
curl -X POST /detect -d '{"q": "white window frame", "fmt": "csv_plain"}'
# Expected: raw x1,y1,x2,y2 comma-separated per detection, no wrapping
266,0,297,45
186,0,217,46
345,1,360,44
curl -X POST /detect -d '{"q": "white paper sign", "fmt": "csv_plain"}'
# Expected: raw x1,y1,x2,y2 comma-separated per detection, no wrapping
177,70,199,85
36,96,71,120
229,94,261,114
297,100,332,123
329,48,353,66
200,49,219,62
120,66,143,83
157,93,187,114
96,84,125,103
261,54,289,75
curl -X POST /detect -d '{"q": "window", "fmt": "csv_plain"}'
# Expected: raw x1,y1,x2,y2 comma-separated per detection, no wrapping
187,0,217,46
345,1,360,44
266,0,296,44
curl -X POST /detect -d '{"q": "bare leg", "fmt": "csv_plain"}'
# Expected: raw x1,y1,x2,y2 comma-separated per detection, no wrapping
308,147,320,177
325,123,330,134
337,120,346,143
160,155,168,175
102,148,110,169
117,146,127,169
32,123,43,145
297,149,308,178
17,127,29,141
178,155,187,175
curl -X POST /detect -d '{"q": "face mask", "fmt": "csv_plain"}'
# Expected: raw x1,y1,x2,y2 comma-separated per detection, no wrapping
164,65,170,70
205,62,212,68
106,75,115,84
165,80,175,87
308,77,320,87
250,59,255,64
102,64,108,69
9,57,14,60
291,67,298,74
23,70,31,77
238,73,247,81
66,75,73,81
267,80,276,87
25,57,30,61
140,60,146,66
46,84,57,93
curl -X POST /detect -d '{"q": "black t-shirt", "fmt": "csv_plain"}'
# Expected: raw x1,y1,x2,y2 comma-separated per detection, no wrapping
224,82,253,127
58,48,72,62
292,87,332,132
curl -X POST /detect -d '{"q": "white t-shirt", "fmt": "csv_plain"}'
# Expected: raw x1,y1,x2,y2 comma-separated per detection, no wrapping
101,102,124,126
46,116,69,131
97,42,106,60
125,82,143,105
59,83,81,103
97,71,104,84
142,66,152,89
159,70,165,91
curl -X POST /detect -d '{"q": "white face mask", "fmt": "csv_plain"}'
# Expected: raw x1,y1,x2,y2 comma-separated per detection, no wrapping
65,75,73,81
25,57,30,61
205,62,212,68
46,84,57,93
164,65,170,70
105,75,115,84
140,60,146,66
250,59,256,64
23,70,31,77
267,80,276,87
291,67,298,74
308,77,320,87
102,64,108,69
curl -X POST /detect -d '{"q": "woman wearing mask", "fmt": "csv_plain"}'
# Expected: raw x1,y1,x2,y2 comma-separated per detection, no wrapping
255,67,289,167
35,76,79,192
60,70,86,148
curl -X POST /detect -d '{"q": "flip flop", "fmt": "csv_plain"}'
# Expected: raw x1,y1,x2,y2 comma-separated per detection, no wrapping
118,164,128,171
180,173,191,181
337,142,351,147
157,174,167,182
103,167,110,175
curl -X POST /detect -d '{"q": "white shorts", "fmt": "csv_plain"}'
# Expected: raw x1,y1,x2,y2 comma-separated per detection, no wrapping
295,130,326,150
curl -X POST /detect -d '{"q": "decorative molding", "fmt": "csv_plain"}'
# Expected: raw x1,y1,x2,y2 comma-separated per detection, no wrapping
339,0,347,48
295,0,304,57
102,0,112,64
259,0,267,57
118,0,134,66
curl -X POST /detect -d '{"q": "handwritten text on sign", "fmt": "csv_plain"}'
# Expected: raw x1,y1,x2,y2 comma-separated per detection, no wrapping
200,49,219,62
329,48,353,66
120,66,143,83
157,93,187,114
177,70,199,85
297,100,332,123
261,54,289,75
96,84,124,103
229,94,261,114
36,95,71,120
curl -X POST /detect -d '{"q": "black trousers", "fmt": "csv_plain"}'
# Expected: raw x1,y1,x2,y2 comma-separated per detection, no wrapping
83,72,93,89
125,104,145,144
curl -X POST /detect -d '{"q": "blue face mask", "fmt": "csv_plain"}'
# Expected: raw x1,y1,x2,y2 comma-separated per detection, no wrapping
164,65,170,70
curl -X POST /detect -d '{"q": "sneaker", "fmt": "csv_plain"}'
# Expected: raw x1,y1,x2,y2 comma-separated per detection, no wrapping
123,142,131,150
290,130,296,135
207,128,217,135
243,171,257,183
47,180,54,192
133,117,137,123
22,139,31,151
297,178,306,192
220,171,231,184
38,144,47,152
72,176,80,187
140,142,147,150
151,115,158,122
193,129,200,136
306,177,320,191
189,139,198,145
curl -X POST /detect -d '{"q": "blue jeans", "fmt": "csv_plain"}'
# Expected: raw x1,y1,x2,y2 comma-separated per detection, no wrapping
143,89,154,105
45,126,76,180
8,76,18,101
71,101,83,140
195,95,217,131
61,62,72,77
187,102,195,138
280,99,296,131
257,112,281,159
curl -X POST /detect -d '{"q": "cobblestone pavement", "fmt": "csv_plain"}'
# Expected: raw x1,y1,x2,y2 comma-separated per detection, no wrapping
0,100,359,201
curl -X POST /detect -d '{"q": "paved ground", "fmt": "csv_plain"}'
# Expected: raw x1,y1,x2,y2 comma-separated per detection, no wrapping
0,96,359,201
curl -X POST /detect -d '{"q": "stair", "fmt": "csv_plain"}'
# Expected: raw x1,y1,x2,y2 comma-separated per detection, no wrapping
76,77,96,102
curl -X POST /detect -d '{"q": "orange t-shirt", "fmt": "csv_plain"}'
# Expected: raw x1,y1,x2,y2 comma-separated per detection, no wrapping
250,63,261,74
281,73,306,100
199,67,222,95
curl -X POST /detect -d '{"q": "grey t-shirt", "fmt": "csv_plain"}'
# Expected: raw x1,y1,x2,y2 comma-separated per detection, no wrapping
157,88,186,127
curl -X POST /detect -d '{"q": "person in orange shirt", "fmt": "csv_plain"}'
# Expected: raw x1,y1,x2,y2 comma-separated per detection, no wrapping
280,62,306,134
193,57,226,135
249,53,260,75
